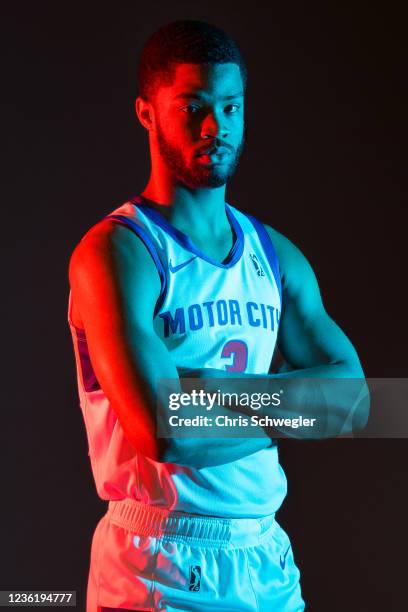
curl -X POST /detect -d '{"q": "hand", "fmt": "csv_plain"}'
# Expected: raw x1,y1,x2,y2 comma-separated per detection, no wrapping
177,366,222,379
276,361,296,373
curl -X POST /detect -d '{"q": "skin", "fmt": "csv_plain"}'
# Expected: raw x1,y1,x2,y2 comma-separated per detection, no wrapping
69,62,367,467
136,62,245,259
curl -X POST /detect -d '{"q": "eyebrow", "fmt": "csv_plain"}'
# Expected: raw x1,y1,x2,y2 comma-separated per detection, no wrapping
173,91,244,101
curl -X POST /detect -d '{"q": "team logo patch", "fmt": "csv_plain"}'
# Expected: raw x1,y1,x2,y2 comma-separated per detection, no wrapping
250,253,265,276
189,565,201,591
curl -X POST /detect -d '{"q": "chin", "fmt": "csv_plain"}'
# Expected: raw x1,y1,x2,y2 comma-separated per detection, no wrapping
181,176,229,189
180,166,237,189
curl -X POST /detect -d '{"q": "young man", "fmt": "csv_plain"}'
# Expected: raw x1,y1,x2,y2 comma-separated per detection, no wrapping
68,20,366,611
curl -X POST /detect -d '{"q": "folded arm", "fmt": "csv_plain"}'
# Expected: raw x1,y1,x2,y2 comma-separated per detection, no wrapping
69,220,272,467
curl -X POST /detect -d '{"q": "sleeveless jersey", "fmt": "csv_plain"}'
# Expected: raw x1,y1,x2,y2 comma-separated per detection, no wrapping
67,195,288,517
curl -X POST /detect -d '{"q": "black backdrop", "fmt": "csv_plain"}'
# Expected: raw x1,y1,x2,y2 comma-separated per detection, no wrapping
2,2,407,611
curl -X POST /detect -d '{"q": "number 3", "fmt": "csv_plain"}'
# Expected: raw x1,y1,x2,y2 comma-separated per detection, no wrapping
221,340,248,372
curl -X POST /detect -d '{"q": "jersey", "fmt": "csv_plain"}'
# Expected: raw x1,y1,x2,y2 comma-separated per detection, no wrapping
67,195,288,517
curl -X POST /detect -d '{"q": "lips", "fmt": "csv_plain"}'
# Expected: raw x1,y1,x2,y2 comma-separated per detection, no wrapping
196,148,232,165
196,146,231,157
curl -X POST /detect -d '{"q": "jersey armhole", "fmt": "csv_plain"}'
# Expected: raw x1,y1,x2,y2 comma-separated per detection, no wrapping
105,214,167,317
242,212,282,305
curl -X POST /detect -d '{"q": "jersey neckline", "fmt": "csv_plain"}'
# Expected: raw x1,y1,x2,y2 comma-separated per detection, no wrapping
131,195,245,269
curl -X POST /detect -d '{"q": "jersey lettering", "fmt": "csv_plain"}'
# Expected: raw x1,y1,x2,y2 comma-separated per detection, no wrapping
159,300,280,338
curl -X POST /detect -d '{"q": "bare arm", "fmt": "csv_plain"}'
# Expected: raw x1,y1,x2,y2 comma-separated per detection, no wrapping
268,225,365,378
266,225,370,435
69,220,271,467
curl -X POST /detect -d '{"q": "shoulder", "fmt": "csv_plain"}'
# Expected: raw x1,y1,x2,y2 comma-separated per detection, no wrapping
263,223,319,294
69,217,157,277
68,218,161,315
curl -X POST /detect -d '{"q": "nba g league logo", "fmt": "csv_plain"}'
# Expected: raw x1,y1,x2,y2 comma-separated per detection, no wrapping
250,253,265,276
189,565,201,591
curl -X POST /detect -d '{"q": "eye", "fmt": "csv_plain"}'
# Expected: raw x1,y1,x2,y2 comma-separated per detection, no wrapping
225,104,241,114
180,104,201,114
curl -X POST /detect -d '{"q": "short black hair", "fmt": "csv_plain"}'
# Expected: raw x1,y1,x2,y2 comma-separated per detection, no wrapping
137,20,247,101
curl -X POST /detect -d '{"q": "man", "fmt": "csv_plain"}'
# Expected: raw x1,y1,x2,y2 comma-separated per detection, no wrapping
68,20,367,611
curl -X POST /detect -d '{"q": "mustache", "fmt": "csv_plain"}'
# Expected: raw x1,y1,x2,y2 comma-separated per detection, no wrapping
195,141,235,156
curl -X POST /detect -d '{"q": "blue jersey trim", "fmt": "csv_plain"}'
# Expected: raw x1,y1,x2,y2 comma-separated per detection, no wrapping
131,196,245,269
105,214,167,317
75,327,101,392
243,213,282,305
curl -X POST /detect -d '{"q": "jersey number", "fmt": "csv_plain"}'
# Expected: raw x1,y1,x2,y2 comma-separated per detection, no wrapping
221,340,248,373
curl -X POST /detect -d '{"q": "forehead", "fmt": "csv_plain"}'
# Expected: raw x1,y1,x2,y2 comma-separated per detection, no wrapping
158,62,244,100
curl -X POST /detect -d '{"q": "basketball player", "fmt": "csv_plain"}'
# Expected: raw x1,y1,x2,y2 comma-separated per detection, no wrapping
68,20,366,611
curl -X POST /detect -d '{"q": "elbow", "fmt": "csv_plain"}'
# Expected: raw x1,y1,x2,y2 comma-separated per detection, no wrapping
352,387,371,433
346,380,371,434
331,357,365,379
345,360,370,433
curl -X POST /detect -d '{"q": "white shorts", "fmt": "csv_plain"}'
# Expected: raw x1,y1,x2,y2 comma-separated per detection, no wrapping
87,499,305,611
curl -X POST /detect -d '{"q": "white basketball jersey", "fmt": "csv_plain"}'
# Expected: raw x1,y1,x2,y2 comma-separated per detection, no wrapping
68,195,288,517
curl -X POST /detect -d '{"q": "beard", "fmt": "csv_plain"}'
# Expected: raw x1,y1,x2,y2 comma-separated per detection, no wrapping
155,122,245,189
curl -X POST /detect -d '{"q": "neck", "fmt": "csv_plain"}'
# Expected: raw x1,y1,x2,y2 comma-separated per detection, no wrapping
141,169,230,236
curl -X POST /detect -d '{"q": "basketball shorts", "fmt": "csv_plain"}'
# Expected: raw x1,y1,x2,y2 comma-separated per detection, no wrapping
87,499,305,611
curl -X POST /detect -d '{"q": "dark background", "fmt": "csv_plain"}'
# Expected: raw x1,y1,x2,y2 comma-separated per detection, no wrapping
2,1,406,611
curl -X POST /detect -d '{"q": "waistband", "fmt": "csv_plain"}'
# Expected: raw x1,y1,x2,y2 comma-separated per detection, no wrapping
107,499,277,548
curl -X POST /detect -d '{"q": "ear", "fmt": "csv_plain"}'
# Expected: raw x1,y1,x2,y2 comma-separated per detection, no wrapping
135,96,155,131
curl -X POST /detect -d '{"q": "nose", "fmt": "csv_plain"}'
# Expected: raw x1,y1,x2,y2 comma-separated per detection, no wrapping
200,111,228,140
